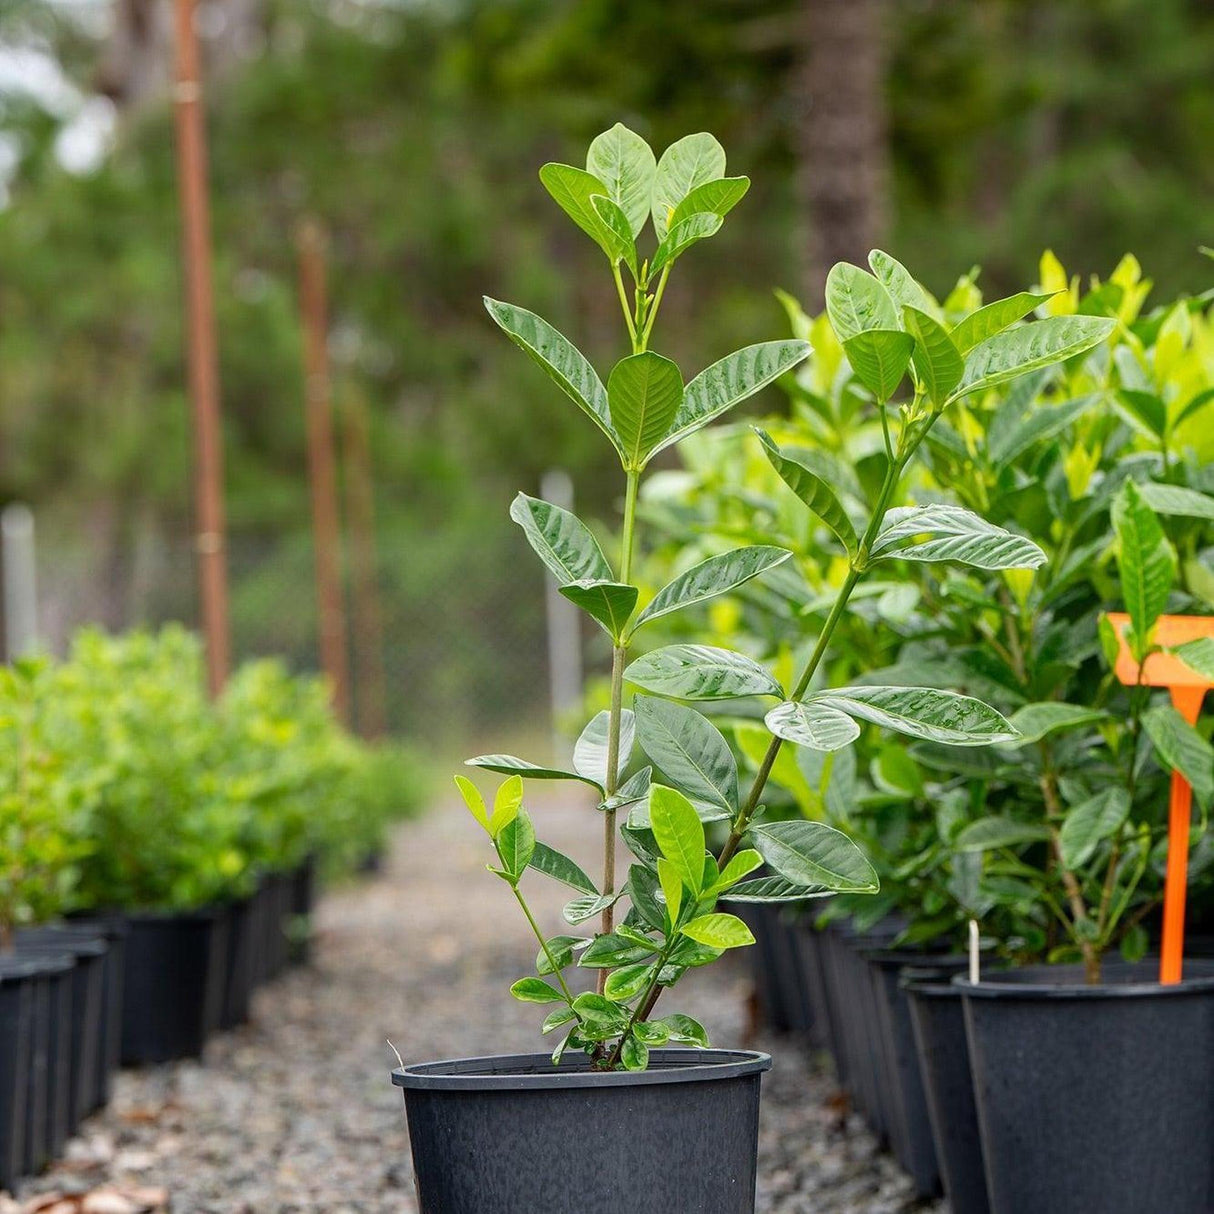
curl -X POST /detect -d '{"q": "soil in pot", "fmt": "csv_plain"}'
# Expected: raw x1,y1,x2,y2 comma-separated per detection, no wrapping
0,957,37,1192
392,1049,771,1214
958,960,1214,1214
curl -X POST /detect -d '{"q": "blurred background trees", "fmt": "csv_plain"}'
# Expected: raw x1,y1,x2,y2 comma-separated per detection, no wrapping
1,0,1211,746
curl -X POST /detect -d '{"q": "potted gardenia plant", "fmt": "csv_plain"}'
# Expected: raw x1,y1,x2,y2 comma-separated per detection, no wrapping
387,125,1113,1213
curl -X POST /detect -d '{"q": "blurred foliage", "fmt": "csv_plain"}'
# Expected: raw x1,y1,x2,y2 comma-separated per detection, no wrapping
0,0,1211,742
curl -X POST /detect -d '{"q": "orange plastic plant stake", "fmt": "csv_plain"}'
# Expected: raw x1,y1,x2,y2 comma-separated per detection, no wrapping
1107,614,1214,985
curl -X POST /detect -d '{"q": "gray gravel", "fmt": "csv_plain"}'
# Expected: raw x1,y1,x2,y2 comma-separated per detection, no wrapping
19,789,945,1212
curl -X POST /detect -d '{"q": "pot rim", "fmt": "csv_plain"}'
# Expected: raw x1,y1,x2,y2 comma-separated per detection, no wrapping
391,1047,772,1091
955,963,1214,1000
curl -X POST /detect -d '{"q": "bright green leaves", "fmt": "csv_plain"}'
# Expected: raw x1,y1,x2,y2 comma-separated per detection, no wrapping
657,858,683,924
651,213,722,278
493,805,535,884
574,709,635,789
652,132,727,240
747,820,879,893
680,912,754,949
670,177,750,229
464,753,602,790
825,261,898,341
510,493,612,584
604,963,653,1001
586,123,657,238
539,162,634,267
633,546,791,632
634,697,739,815
1173,638,1214,681
625,645,782,700
510,977,564,1004
950,291,1057,354
841,330,915,404
455,773,522,838
1113,481,1175,658
560,580,638,641
608,352,685,471
871,505,1047,570
1004,703,1108,747
765,700,860,752
903,306,964,406
1143,705,1214,811
797,686,1019,746
1059,789,1132,870
649,784,707,896
756,428,859,556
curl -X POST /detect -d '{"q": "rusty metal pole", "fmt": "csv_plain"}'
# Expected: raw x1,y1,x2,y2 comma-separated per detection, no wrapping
342,392,388,740
173,0,230,696
297,218,351,725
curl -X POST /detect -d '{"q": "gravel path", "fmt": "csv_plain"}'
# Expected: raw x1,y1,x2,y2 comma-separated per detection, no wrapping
19,790,943,1213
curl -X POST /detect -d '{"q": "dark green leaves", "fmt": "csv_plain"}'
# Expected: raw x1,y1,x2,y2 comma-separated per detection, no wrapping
954,817,1051,852
494,807,535,883
764,700,860,752
586,123,656,238
625,645,782,700
747,820,879,893
608,352,684,470
652,132,726,240
560,580,637,640
648,784,707,895
465,753,601,790
1173,638,1214,681
903,306,964,405
950,292,1057,354
1059,789,1131,869
810,686,1019,746
1113,482,1175,655
755,429,858,556
574,709,635,788
841,329,914,403
1004,703,1108,747
633,546,791,631
871,505,1047,570
1143,705,1214,810
529,842,598,895
510,493,612,584
651,213,722,278
669,177,750,229
634,697,738,814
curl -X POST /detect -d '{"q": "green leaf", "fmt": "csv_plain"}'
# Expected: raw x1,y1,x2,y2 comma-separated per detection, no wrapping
648,784,707,895
1113,481,1175,650
542,1006,577,1034
950,292,1057,354
954,816,1051,852
1137,482,1214,521
1059,789,1132,869
586,123,656,237
824,262,898,342
485,299,619,451
811,685,1019,746
669,176,750,229
590,195,638,278
650,212,722,277
632,1020,671,1046
765,700,860,752
529,842,598,895
625,644,782,700
619,1035,650,1071
574,709,635,788
510,977,564,1004
607,352,684,471
510,492,612,584
871,505,1047,570
842,329,915,403
868,250,935,316
604,962,653,1001
903,306,964,405
722,876,832,903
634,697,739,813
454,774,490,833
1143,705,1214,810
579,932,655,968
713,849,764,891
651,133,726,240
538,162,632,263
563,893,617,925
489,775,523,836
652,341,811,456
755,428,859,555
1003,703,1108,747
627,865,665,930
953,315,1116,401
680,913,755,949
989,393,1095,470
657,857,683,923
747,820,879,893
465,754,601,790
560,580,638,640
571,992,629,1032
1172,638,1214,681
656,1013,709,1048
602,766,652,813
633,545,791,630
536,935,586,975
494,806,534,880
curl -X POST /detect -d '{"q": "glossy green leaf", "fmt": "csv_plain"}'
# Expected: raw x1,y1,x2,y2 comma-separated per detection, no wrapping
586,122,656,237
633,545,792,630
1143,705,1214,810
560,579,638,640
563,893,618,925
824,262,898,342
1003,703,1108,747
657,1013,709,1048
722,876,833,903
604,962,653,1000
538,162,632,263
625,644,782,700
1137,482,1214,521
651,132,726,240
494,806,534,880
765,700,860,752
510,492,612,584
680,912,755,949
648,783,707,895
1059,789,1132,869
871,505,1047,570
578,931,655,969
619,1035,650,1071
607,352,684,471
489,775,523,836
713,849,764,891
1113,481,1175,650
650,212,722,278
529,842,598,895
657,857,683,923
868,249,935,316
590,195,638,278
811,685,1019,746
510,977,564,1004
571,992,629,1032
632,1020,671,1046
634,697,739,813
574,709,635,788
989,393,1095,470
602,765,652,813
453,774,490,833
950,291,1057,354
669,176,750,229
541,1006,577,1034
954,816,1051,852
842,328,915,403
652,341,811,456
627,865,665,930
485,299,619,450
1172,638,1214,681
747,820,879,893
755,429,859,556
536,934,586,976
903,306,964,405
953,315,1116,401
465,754,601,790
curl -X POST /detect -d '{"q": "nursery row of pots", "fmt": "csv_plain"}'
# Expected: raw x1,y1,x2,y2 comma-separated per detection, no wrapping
0,858,316,1193
746,904,1214,1214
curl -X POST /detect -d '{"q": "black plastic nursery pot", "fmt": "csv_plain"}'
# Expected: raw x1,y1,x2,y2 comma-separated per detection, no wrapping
288,854,317,966
0,957,36,1192
958,961,1214,1214
393,1049,771,1214
17,929,106,1132
120,907,229,1065
220,895,256,1030
903,970,990,1214
16,950,73,1173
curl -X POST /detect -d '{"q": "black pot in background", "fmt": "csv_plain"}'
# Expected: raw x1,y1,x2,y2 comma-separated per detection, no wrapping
220,896,256,1029
256,873,291,982
288,855,317,967
904,970,990,1214
0,957,37,1192
61,915,128,1112
16,950,73,1173
17,930,106,1132
959,961,1214,1214
393,1050,771,1213
739,903,792,1033
120,907,229,1065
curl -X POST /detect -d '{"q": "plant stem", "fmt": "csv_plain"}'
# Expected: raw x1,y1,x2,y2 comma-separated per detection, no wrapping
613,263,638,349
638,266,670,352
512,884,575,1005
